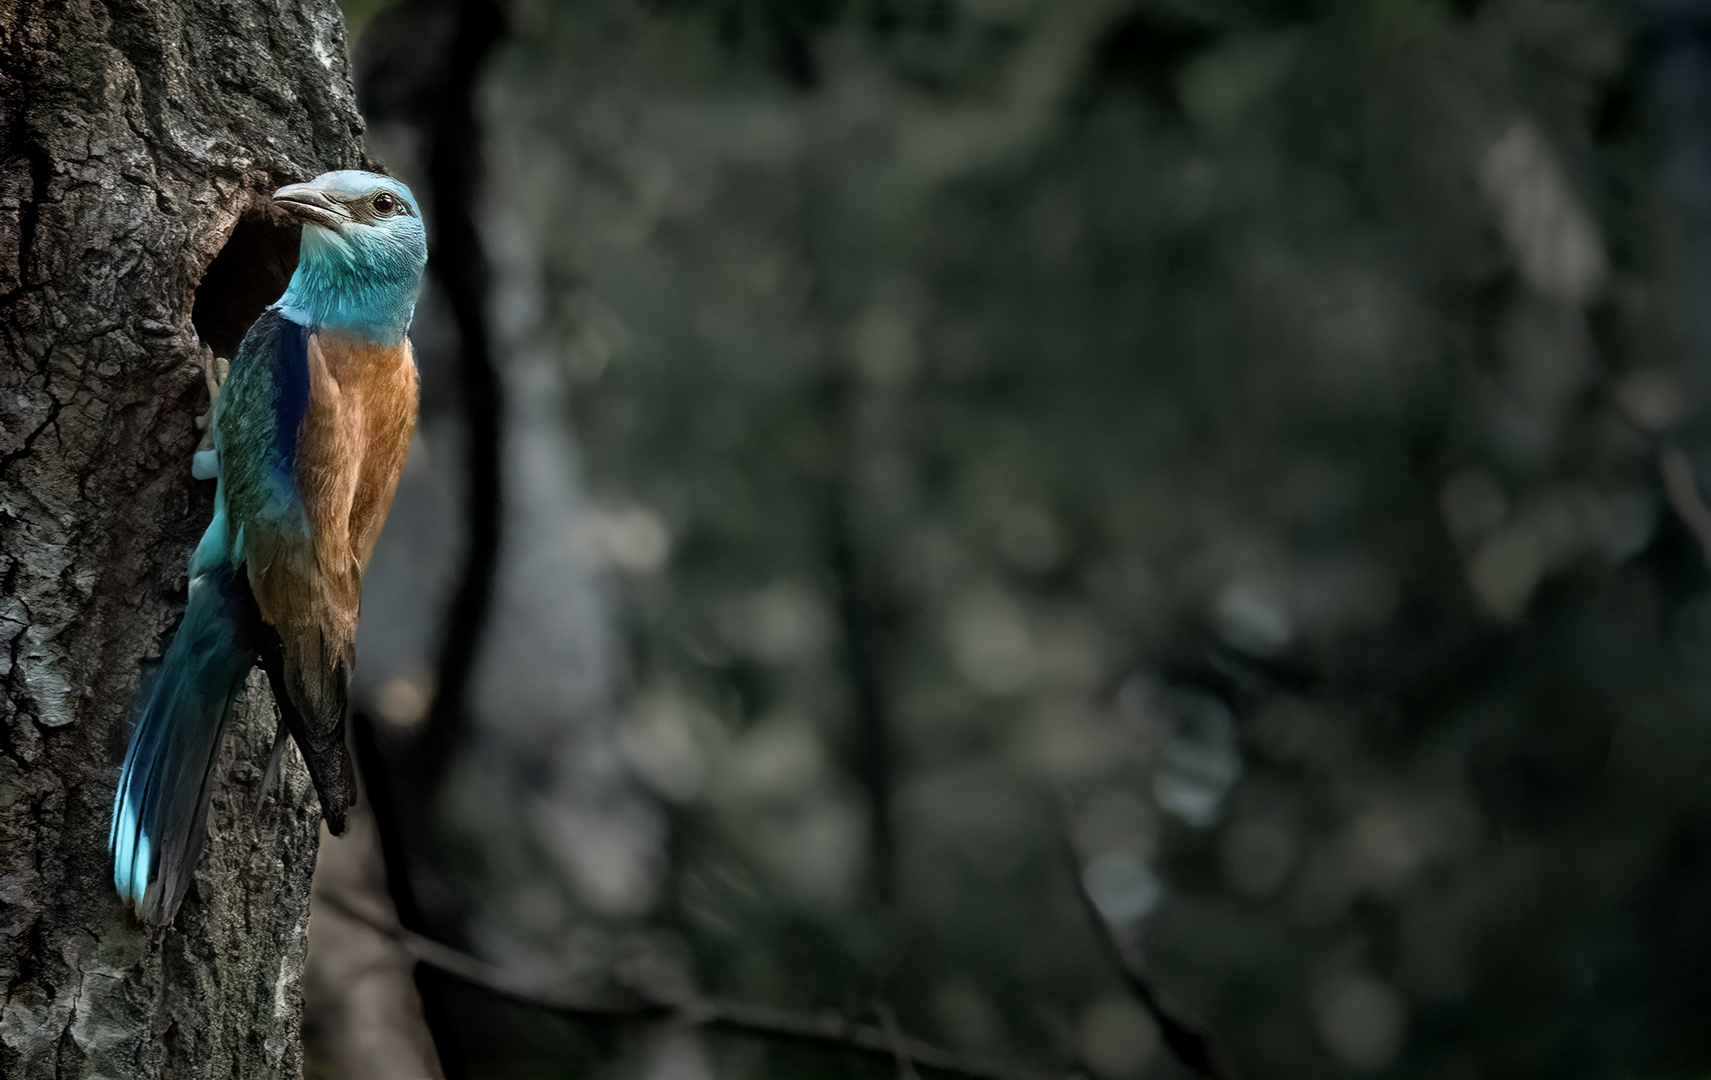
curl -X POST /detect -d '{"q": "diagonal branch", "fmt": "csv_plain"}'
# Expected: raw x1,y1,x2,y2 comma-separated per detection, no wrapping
1058,817,1235,1080
315,891,1065,1080
1659,446,1711,567
878,1004,925,1080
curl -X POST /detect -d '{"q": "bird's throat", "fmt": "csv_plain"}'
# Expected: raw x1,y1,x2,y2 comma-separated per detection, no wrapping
275,226,423,345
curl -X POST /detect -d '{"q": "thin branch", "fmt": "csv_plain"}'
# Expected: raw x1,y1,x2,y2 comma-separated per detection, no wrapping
878,1004,925,1080
1058,816,1234,1080
317,891,1065,1080
826,472,898,904
1660,446,1711,567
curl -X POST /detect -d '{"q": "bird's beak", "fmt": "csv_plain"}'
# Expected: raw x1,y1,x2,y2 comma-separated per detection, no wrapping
272,183,351,230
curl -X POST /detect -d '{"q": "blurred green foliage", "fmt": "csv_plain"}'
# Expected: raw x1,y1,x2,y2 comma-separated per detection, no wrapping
367,0,1711,1075
338,0,396,39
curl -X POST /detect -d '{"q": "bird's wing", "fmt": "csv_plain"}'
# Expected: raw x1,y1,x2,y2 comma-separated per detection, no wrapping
216,308,311,559
216,310,327,677
212,312,361,831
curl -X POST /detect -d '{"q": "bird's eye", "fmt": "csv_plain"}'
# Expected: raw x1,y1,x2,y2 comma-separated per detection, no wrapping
373,192,399,215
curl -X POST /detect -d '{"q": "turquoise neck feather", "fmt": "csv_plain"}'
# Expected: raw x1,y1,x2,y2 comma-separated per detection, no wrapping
276,222,426,345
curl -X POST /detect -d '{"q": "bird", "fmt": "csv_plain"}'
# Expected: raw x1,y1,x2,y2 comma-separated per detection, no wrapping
110,170,427,923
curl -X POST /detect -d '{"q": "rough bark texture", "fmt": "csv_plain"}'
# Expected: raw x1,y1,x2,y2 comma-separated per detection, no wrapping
0,1,367,1075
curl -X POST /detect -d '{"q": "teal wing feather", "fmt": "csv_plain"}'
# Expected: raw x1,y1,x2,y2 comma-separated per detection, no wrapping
216,312,352,833
216,308,312,554
107,309,315,922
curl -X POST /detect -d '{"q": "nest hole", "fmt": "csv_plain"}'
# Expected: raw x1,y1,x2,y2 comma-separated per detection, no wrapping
192,209,301,359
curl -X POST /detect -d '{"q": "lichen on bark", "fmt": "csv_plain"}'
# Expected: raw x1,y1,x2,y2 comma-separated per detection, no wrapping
0,1,369,1074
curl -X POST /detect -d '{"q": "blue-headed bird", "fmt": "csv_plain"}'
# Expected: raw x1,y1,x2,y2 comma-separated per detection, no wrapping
110,170,426,923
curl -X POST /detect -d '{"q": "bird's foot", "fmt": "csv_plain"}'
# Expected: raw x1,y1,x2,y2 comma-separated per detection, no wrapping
192,348,229,480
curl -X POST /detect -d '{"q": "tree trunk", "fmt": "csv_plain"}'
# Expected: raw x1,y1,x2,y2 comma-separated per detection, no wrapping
0,1,368,1075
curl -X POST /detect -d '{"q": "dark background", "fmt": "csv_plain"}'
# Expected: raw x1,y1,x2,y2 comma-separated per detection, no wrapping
312,1,1711,1076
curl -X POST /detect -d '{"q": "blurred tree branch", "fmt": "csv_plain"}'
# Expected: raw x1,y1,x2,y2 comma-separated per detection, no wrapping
317,890,1069,1080
413,0,506,790
336,7,509,1075
1060,820,1234,1080
824,378,901,905
1659,447,1711,567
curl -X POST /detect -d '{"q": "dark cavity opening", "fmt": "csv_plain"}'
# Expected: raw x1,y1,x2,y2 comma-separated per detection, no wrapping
192,210,301,359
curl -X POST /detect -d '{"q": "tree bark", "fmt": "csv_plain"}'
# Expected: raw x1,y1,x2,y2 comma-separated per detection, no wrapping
0,1,368,1075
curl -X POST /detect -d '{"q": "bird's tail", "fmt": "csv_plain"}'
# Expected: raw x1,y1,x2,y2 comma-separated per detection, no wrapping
109,560,255,923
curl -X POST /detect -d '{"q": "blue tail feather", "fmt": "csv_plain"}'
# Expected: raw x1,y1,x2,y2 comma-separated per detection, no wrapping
110,558,255,923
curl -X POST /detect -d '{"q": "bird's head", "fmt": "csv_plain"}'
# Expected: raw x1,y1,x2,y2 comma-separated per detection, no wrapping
271,170,427,343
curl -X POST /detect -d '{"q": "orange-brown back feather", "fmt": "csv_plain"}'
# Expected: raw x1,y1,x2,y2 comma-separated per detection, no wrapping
247,330,418,759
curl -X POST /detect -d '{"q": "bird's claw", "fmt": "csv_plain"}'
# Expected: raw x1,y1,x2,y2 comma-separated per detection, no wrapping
193,348,230,476
202,348,231,394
